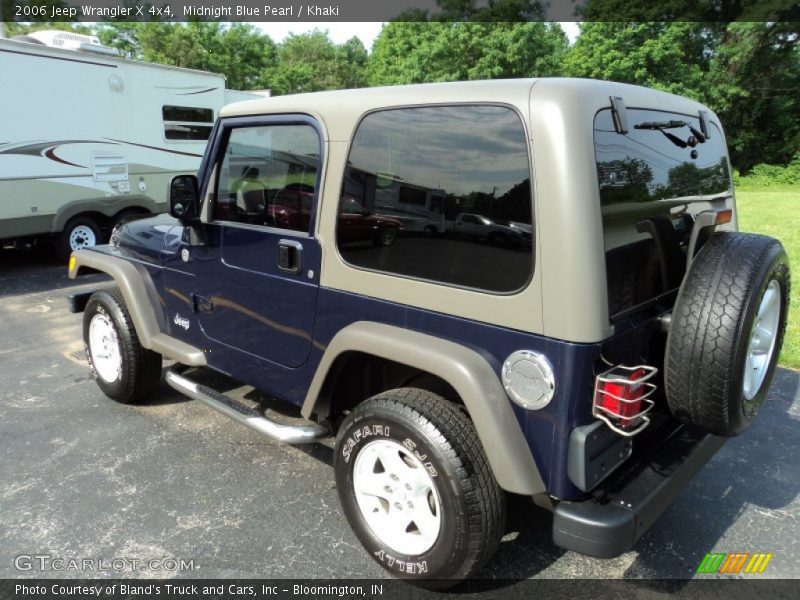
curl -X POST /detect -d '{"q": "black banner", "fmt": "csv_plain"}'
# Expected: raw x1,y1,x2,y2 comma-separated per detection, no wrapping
2,579,800,600
2,0,800,23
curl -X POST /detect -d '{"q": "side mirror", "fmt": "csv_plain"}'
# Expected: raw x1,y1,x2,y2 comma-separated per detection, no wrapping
170,175,200,221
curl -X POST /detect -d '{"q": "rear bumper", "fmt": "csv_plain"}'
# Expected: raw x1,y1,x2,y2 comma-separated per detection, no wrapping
552,426,725,558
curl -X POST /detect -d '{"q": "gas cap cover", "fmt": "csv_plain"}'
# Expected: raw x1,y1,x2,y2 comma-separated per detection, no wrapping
502,350,556,410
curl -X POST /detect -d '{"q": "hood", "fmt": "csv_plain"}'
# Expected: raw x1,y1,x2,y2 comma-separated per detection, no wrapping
113,213,180,263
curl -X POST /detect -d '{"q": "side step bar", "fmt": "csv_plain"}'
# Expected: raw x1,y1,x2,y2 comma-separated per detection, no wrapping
165,370,329,444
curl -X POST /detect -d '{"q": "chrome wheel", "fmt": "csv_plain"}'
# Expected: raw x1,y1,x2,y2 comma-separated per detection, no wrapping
88,313,122,383
69,225,97,250
352,439,442,555
743,280,781,401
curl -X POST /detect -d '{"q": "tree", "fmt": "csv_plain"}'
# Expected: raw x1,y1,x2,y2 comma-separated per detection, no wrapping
265,30,368,95
706,22,800,171
564,22,710,99
564,22,800,171
368,22,568,86
96,22,276,91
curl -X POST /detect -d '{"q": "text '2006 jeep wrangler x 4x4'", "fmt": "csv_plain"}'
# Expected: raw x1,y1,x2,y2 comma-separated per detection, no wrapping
68,78,790,583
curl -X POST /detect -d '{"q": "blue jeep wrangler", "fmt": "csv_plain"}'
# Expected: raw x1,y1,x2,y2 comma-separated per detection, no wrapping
69,79,790,583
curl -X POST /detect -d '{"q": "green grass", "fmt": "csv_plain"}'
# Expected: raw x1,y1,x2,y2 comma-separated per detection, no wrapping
735,183,799,370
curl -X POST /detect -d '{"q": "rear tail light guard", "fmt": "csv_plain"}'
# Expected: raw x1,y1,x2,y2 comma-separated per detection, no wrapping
593,364,658,437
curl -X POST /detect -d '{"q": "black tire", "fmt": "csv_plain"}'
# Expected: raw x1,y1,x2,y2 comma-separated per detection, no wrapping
665,233,790,436
334,388,505,584
83,288,162,404
56,216,102,262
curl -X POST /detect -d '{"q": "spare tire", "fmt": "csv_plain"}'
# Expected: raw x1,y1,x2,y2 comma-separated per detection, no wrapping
665,232,790,437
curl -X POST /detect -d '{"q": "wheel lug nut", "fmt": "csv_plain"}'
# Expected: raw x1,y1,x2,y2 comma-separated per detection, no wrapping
394,502,402,510
384,485,392,493
407,501,414,509
405,483,412,490
390,474,399,481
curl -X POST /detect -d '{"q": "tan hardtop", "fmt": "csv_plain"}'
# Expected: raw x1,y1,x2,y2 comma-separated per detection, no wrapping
219,77,719,140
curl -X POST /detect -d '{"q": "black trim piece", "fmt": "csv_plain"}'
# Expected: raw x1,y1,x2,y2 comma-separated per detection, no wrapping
68,291,95,314
553,427,725,558
176,87,219,95
567,421,632,493
0,47,116,69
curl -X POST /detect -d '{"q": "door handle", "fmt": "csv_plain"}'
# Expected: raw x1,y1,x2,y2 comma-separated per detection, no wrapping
277,239,303,275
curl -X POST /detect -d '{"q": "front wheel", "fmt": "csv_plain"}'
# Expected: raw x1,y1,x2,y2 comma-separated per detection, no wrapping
57,216,102,261
83,288,162,404
334,388,505,584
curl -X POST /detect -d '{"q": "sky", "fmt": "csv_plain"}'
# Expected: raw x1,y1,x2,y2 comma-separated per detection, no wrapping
255,22,581,50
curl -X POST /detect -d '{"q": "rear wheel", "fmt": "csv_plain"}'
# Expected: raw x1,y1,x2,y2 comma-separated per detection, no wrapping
665,233,790,436
83,288,162,404
334,388,505,584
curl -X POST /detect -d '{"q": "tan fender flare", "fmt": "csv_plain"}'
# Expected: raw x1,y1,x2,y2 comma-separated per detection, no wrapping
302,321,546,495
68,249,206,367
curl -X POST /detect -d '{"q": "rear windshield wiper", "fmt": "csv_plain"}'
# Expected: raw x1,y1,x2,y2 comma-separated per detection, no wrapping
635,120,687,130
634,120,707,147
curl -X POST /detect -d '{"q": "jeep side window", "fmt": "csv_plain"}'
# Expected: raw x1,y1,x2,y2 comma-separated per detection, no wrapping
212,124,320,232
337,105,533,293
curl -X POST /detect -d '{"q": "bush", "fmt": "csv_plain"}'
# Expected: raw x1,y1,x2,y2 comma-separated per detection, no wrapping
737,156,800,186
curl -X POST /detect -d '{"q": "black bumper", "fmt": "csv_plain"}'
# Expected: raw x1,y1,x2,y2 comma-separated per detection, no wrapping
68,290,95,313
552,426,726,558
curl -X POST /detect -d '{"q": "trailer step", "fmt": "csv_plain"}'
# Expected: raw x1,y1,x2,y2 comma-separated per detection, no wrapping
165,370,329,444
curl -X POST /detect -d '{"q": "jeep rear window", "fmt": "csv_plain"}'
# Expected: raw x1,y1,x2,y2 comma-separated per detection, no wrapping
338,105,533,294
594,108,732,316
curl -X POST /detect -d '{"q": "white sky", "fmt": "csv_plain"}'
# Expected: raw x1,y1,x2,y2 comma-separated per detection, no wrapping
255,21,581,50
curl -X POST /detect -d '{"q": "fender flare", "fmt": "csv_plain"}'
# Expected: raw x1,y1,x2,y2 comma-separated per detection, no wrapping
68,249,206,366
302,321,546,495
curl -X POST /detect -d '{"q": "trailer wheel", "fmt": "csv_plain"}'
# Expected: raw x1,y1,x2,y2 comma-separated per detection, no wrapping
665,233,790,436
334,388,505,584
57,216,102,261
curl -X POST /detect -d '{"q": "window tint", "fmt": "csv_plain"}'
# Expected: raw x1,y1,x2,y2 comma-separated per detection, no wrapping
163,105,214,140
338,105,533,293
594,108,732,316
213,124,320,232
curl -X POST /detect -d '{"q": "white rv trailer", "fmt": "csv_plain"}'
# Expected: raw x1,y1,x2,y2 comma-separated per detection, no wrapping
0,31,263,258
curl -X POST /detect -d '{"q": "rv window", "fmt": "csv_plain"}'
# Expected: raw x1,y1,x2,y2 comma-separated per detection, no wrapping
164,124,213,141
163,106,214,141
163,106,214,123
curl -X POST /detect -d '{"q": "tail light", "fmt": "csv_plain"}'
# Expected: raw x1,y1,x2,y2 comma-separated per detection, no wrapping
593,364,658,436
